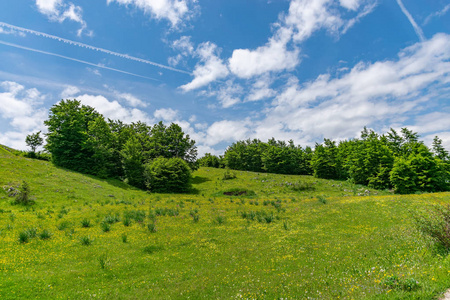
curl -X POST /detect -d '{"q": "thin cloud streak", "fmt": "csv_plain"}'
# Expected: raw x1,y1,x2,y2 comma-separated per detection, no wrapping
396,0,425,42
0,40,160,81
0,22,192,75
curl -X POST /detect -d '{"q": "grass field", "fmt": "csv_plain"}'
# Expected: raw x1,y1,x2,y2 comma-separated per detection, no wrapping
1,147,450,299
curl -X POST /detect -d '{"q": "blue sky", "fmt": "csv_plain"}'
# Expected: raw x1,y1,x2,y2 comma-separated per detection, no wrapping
0,0,449,156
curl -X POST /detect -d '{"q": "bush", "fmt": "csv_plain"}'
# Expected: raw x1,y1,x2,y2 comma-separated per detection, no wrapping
14,181,34,206
144,157,192,193
413,204,450,252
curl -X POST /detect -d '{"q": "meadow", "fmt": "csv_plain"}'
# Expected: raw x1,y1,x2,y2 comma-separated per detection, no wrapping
1,146,450,299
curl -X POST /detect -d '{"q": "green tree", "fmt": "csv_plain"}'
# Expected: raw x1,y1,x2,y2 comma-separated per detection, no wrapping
144,157,192,193
432,136,449,161
44,100,100,173
25,131,43,153
121,136,145,189
198,153,221,168
147,122,197,169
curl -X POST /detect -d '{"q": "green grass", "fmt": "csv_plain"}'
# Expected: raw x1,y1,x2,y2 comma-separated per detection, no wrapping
1,150,450,299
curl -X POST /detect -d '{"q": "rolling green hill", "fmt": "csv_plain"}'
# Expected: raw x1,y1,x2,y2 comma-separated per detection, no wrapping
1,149,450,299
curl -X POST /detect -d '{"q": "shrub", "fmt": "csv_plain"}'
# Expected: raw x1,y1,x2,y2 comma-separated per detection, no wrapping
39,229,52,240
318,195,327,204
123,217,132,227
222,168,237,180
215,216,226,225
413,204,450,252
18,231,30,243
121,234,128,243
80,236,93,245
144,157,192,193
123,210,146,223
98,254,109,269
14,181,34,206
81,218,91,228
57,221,71,230
148,223,157,233
101,222,111,232
103,214,120,224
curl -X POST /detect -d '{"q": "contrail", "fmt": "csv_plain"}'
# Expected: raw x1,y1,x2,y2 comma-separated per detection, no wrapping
396,0,425,42
0,40,160,81
0,21,192,75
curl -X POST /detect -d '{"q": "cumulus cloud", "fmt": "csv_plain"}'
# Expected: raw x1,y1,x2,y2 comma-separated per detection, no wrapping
107,0,197,28
267,33,450,141
229,27,300,78
116,92,148,108
77,94,152,124
204,120,252,146
180,42,229,91
60,85,80,99
35,0,90,36
154,108,179,122
168,36,194,66
246,75,276,102
0,81,47,150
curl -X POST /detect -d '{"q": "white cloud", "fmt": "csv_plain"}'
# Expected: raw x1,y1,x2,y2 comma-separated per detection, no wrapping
285,0,343,42
35,0,90,37
77,94,152,124
180,42,229,91
229,27,300,78
61,85,80,99
116,92,148,108
267,33,450,142
204,120,251,146
107,0,197,28
154,108,179,122
247,75,276,102
168,35,194,66
339,0,361,11
0,81,47,150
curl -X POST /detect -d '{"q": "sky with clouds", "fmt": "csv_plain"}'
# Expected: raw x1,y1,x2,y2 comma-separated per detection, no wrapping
0,0,449,156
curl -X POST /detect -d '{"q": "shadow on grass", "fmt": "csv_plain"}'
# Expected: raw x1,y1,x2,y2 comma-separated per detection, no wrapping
191,176,210,185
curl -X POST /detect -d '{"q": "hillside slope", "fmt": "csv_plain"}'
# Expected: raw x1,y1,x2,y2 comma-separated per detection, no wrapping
1,151,450,299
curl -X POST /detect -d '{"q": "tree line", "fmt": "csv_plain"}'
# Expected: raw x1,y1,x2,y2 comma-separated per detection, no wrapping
25,99,449,195
39,100,196,192
199,128,450,194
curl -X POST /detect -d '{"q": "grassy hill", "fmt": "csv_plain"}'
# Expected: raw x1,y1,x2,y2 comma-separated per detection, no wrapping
1,149,450,299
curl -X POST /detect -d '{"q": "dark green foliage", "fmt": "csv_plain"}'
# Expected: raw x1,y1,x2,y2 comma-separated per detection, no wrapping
18,231,30,243
382,275,420,291
221,188,256,197
44,100,101,173
144,157,192,193
311,139,344,180
197,153,223,168
80,236,93,245
25,131,43,153
39,229,52,240
121,136,146,188
101,222,111,232
147,223,157,233
413,204,450,252
224,138,311,175
14,181,34,206
390,145,448,194
317,195,327,204
146,122,197,170
81,218,91,228
222,168,237,180
123,210,146,223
